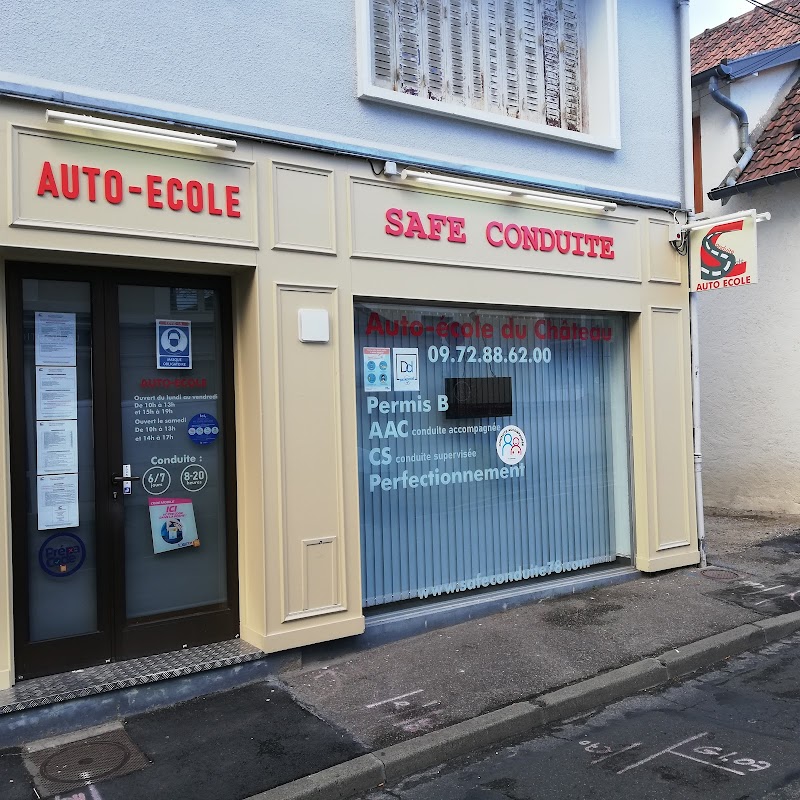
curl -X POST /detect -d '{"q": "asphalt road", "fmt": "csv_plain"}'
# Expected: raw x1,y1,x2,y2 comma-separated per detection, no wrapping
0,681,365,800
363,633,800,800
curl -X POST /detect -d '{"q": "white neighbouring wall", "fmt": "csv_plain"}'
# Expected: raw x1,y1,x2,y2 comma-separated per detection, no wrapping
696,182,800,513
693,60,800,513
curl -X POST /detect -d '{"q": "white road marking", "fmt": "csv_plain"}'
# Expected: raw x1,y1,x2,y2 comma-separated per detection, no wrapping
591,742,642,764
366,689,423,708
744,585,785,596
670,750,746,775
616,732,709,774
754,596,784,607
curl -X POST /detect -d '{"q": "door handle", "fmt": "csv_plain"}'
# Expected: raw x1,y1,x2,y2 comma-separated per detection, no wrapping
112,475,141,484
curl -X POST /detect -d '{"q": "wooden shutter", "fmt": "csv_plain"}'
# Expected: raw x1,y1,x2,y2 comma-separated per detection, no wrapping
519,0,541,120
467,0,484,104
542,0,562,127
486,0,503,112
503,0,520,117
424,0,446,100
561,0,582,131
368,0,583,131
541,0,583,130
397,0,422,94
371,0,396,90
449,0,467,100
450,0,484,107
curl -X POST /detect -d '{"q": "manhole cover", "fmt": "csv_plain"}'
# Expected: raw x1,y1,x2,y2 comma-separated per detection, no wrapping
41,739,130,782
700,567,741,581
25,727,149,798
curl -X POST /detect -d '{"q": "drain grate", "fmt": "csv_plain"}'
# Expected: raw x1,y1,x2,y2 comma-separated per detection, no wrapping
25,726,149,798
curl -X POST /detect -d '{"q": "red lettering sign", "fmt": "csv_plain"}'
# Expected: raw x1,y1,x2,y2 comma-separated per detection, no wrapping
384,208,467,243
484,221,613,259
35,160,242,219
364,311,614,342
384,207,613,259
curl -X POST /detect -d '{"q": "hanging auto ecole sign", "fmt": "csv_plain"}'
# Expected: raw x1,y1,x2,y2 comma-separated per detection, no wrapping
689,209,762,293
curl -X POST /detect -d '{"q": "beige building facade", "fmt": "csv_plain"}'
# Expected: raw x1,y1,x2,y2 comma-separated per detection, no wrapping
0,97,699,689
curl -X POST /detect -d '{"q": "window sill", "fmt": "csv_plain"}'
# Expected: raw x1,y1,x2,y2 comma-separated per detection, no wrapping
358,85,621,152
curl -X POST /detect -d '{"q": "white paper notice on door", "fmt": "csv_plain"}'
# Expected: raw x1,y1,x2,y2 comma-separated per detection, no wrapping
35,367,78,421
37,473,79,530
35,312,76,366
36,420,78,475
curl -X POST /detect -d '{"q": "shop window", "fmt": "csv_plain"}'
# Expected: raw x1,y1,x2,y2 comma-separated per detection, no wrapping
354,302,632,608
358,0,621,148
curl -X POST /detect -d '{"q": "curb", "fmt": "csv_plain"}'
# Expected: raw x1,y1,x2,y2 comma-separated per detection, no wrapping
249,610,800,800
538,658,667,723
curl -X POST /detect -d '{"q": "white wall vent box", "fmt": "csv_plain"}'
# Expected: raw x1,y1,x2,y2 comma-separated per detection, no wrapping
298,309,330,343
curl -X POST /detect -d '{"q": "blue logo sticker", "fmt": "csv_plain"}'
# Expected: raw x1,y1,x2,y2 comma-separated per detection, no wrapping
188,412,220,445
161,518,184,545
39,532,86,578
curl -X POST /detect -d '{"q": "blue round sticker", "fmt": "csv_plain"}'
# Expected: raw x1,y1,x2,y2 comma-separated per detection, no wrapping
188,412,220,445
161,518,184,545
39,532,86,578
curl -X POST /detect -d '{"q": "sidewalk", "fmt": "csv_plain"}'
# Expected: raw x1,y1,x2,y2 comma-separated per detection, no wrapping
5,513,800,800
282,513,800,750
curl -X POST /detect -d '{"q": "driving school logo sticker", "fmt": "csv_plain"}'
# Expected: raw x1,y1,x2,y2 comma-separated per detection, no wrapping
496,425,527,466
691,211,758,292
39,532,86,577
699,219,747,280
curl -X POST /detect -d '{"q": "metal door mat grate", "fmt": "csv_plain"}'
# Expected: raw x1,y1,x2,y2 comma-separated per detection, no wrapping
0,638,263,714
24,726,149,798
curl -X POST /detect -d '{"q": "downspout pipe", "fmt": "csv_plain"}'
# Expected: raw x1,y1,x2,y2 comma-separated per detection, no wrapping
678,0,707,568
708,74,754,192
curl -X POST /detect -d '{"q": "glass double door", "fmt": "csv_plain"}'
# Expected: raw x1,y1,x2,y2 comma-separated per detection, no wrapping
8,265,238,680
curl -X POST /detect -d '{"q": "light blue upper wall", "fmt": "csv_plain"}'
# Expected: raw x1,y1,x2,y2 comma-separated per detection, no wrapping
0,0,684,203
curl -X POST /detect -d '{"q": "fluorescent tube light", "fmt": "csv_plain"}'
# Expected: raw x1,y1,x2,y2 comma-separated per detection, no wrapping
523,194,618,213
415,176,512,196
46,110,237,152
397,168,616,213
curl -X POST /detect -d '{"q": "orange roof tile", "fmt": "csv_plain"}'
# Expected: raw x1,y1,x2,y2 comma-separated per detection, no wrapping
691,0,800,75
738,74,800,183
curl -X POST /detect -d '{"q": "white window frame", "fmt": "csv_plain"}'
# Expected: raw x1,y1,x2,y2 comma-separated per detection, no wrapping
355,0,621,151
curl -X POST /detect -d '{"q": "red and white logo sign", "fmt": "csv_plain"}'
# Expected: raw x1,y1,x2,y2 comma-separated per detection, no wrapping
691,211,758,292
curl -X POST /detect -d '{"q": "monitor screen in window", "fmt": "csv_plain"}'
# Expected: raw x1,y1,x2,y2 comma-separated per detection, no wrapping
444,377,512,419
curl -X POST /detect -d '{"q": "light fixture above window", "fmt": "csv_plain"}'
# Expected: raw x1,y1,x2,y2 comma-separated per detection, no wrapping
45,110,237,152
394,167,617,214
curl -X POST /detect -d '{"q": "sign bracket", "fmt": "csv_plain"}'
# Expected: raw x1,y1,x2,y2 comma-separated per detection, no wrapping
668,210,771,244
